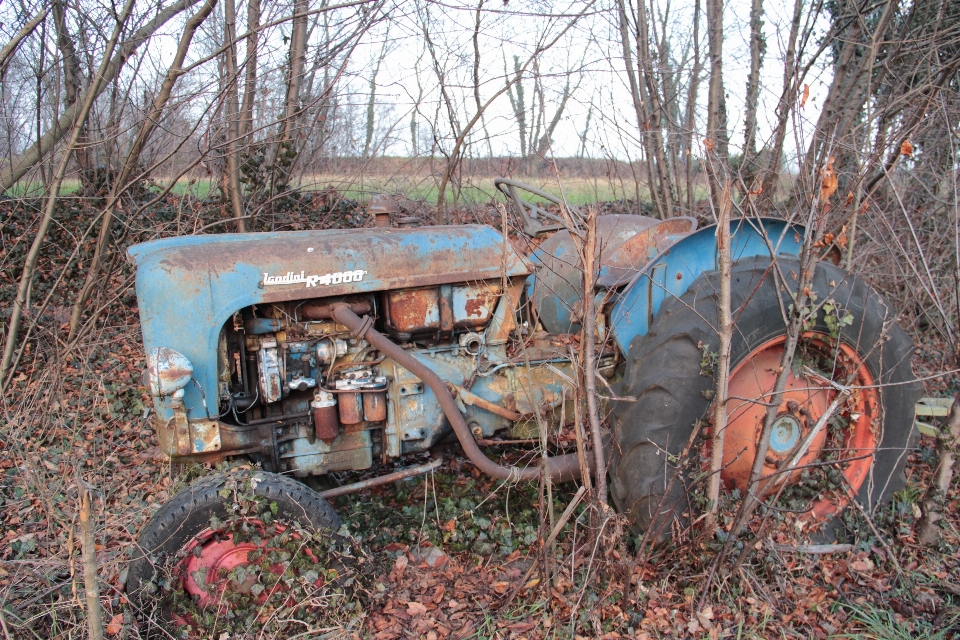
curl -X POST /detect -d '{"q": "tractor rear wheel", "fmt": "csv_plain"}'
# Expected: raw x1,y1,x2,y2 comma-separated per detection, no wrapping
609,257,919,539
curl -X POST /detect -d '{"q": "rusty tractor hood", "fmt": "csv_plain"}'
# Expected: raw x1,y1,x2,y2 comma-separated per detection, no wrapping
128,224,531,420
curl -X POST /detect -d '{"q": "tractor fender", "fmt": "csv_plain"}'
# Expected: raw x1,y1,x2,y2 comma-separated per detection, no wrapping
607,218,805,356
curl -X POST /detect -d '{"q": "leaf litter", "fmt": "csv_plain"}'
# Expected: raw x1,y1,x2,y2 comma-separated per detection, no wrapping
0,194,957,638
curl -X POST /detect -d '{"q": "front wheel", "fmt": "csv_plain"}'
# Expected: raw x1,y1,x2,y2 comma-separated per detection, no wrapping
127,470,343,621
609,257,920,538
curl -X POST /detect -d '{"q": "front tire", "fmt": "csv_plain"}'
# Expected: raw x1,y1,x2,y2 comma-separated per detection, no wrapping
126,470,342,609
609,257,919,538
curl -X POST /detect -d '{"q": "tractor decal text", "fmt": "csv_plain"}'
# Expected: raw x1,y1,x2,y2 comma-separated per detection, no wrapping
261,270,367,288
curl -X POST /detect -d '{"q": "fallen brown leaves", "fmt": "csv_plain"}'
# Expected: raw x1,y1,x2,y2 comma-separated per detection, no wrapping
0,195,958,639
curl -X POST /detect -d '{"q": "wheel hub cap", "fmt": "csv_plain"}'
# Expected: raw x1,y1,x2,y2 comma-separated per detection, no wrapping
769,414,802,454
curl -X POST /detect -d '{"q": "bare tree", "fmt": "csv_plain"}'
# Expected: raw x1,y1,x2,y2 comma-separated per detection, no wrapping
64,0,219,342
0,0,204,193
1,0,135,385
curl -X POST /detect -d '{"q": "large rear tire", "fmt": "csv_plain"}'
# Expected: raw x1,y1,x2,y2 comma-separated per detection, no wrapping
609,257,920,539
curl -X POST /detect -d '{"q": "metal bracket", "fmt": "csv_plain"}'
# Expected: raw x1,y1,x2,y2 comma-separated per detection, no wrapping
172,405,222,456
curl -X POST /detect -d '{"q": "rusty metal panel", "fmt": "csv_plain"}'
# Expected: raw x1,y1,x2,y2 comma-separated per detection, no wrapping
282,430,372,476
484,280,524,345
189,420,222,454
531,215,661,334
452,282,501,329
171,415,222,456
596,217,697,288
385,287,440,334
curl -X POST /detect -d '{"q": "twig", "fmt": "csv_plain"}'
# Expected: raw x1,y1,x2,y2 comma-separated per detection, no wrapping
580,207,607,506
771,543,853,554
79,482,103,640
706,180,733,531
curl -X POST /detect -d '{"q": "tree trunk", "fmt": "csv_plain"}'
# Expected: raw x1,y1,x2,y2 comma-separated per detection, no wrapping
683,0,703,215
364,33,388,158
65,0,218,342
223,0,246,231
239,0,260,145
757,0,802,212
79,486,103,640
52,0,94,185
635,0,675,218
505,55,528,159
705,181,732,532
741,0,765,192
274,0,309,191
704,0,730,206
581,209,607,505
616,0,666,218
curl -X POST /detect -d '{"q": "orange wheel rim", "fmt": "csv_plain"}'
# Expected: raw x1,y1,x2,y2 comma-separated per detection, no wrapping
721,334,878,522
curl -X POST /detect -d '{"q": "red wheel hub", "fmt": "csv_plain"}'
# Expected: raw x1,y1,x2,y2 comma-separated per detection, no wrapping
721,334,878,521
180,529,263,606
176,520,321,610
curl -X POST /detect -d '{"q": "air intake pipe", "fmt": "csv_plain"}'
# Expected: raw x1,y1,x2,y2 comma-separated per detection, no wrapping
330,304,590,484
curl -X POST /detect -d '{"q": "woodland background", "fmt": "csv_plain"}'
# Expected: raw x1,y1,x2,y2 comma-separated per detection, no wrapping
0,0,959,637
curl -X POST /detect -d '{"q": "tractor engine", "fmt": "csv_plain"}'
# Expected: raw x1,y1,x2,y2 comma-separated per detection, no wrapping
215,281,504,477
132,223,607,478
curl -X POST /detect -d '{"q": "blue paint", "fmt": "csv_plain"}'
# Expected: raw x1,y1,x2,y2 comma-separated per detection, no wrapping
245,318,281,334
770,415,802,453
608,219,804,355
129,225,531,421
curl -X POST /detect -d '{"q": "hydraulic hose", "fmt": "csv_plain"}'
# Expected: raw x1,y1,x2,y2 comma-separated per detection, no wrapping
330,304,589,484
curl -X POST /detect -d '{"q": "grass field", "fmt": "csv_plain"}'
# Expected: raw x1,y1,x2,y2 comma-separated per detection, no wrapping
4,173,677,206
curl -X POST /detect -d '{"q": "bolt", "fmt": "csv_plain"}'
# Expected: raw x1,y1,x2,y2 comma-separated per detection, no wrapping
787,400,799,413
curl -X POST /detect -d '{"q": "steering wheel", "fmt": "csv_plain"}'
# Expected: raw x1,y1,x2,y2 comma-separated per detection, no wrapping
494,178,586,237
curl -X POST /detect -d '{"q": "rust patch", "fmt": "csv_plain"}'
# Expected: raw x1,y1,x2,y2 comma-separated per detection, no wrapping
464,288,499,318
313,404,340,444
596,217,698,289
385,287,439,334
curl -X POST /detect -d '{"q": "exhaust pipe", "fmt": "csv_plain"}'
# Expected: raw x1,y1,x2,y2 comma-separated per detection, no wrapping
330,304,590,484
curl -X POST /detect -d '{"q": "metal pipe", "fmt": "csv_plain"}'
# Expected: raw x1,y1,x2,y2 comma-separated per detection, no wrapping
330,304,589,483
447,382,524,421
317,455,443,498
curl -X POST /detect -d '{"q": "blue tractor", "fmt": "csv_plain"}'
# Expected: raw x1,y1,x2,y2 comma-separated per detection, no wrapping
126,181,918,605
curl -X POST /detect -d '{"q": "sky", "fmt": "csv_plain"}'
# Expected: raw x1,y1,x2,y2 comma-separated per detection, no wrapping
333,0,835,162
